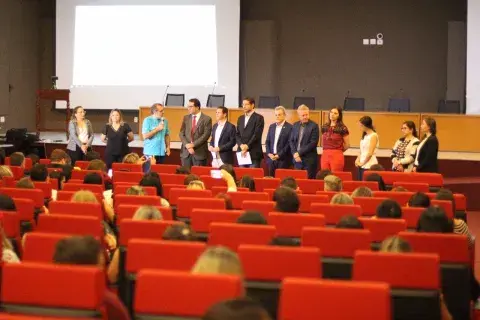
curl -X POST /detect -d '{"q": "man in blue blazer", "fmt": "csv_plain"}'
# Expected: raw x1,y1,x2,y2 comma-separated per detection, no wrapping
289,105,319,179
265,106,293,177
208,106,236,165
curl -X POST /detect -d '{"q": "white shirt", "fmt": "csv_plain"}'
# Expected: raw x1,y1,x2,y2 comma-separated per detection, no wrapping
244,111,254,128
273,121,285,154
214,121,226,148
414,136,429,166
359,132,379,169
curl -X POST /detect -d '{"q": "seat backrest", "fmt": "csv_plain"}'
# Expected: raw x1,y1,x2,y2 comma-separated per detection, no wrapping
392,181,429,192
190,209,243,233
36,215,103,238
158,174,187,185
296,179,324,194
388,98,411,112
332,171,353,181
33,182,52,199
70,170,103,181
206,94,225,107
39,159,51,165
353,197,388,216
12,198,35,222
2,176,16,188
62,183,104,194
343,97,365,111
401,207,424,228
177,197,225,218
126,239,206,274
365,171,443,187
208,222,276,251
430,200,453,218
438,100,461,114
165,93,185,106
199,175,227,190
258,95,280,109
113,171,143,184
134,270,242,317
169,189,212,206
114,195,160,210
293,96,315,110
228,192,269,209
49,201,103,219
56,191,103,203
241,201,275,218
8,166,25,180
302,227,371,257
113,184,157,196
1,262,105,317
315,190,341,201
279,278,390,320
298,194,329,213
190,166,212,176
211,186,248,196
268,212,325,238
343,181,379,192
162,184,186,200
150,164,179,174
358,218,407,242
74,161,90,170
373,191,411,206
275,169,307,180
23,232,70,263
116,204,173,222
1,211,20,239
0,188,44,207
112,163,142,172
254,178,280,192
119,219,182,246
310,204,362,225
233,167,264,179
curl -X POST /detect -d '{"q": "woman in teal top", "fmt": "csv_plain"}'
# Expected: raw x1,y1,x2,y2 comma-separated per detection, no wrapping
142,103,171,164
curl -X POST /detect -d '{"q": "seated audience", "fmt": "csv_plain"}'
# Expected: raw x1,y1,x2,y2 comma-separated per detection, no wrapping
52,235,130,320
86,151,101,161
324,175,342,192
86,159,112,189
273,187,300,213
48,149,73,182
365,173,386,191
49,170,66,190
215,193,233,210
192,246,243,277
0,165,13,179
176,166,191,175
316,169,332,180
0,223,19,263
369,163,385,171
351,186,373,198
330,193,354,205
26,153,39,166
336,215,364,229
30,164,58,200
0,194,16,211
416,206,453,233
202,298,272,320
162,224,198,241
10,152,25,168
83,172,113,208
16,177,34,189
132,205,162,220
126,186,145,195
280,176,299,191
187,180,206,190
184,174,201,185
391,186,408,192
376,199,402,219
408,192,431,208
237,211,267,225
139,172,170,207
221,169,237,192
239,175,255,191
219,164,237,183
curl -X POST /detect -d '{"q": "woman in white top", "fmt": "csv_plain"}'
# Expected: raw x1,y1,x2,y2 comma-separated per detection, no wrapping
355,116,379,180
391,121,420,172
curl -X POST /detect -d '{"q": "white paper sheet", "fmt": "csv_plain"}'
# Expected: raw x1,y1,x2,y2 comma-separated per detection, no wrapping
236,152,252,165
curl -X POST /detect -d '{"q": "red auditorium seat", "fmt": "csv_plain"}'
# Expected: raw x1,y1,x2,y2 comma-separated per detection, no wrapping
358,218,407,242
392,181,429,192
12,198,35,223
158,174,187,185
32,181,52,199
150,164,179,174
234,167,264,179
112,163,142,172
302,228,371,258
62,183,104,194
116,204,173,222
8,166,24,180
275,169,308,180
113,171,143,184
332,171,353,181
431,199,453,217
353,197,387,216
39,159,51,165
6,157,32,170
279,278,390,320
23,232,70,263
73,161,90,170
0,188,44,208
2,211,20,249
199,175,227,189
134,270,242,318
126,239,206,274
298,194,329,213
114,195,160,210
169,189,212,206
114,184,157,196
343,181,379,192
401,207,425,228
228,191,269,209
1,263,106,318
70,170,103,181
56,191,103,203
315,190,343,201
254,178,280,191
364,171,443,188
190,209,243,233
177,198,225,219
36,215,103,238
310,204,362,225
191,166,213,176
211,186,249,195
296,179,324,194
242,201,275,218
373,191,412,206
425,193,467,211
2,176,15,188
49,201,103,219
162,184,186,200
208,222,276,251
119,219,182,247
239,245,322,280
268,212,325,238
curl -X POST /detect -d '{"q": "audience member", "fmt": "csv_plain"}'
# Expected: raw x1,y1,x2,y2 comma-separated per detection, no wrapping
365,173,386,191
0,165,13,178
49,149,73,181
219,164,237,182
126,186,145,195
184,174,201,186
30,163,49,182
391,186,408,192
280,176,298,191
10,152,25,168
336,215,364,229
139,173,170,207
273,187,300,213
369,164,385,171
215,193,233,210
376,199,402,219
86,151,101,161
408,192,431,208
324,175,342,192
379,236,411,253
132,206,162,220
49,170,66,190
16,177,34,189
316,169,332,180
192,246,243,277
237,211,267,225
0,222,19,263
86,159,112,190
0,194,15,211
416,206,453,233
26,153,39,166
330,193,354,205
203,298,272,320
238,175,255,191
175,166,191,175
187,180,206,190
351,186,373,198
162,224,198,241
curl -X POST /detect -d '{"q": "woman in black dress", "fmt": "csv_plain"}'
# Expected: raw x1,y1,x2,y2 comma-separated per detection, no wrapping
101,109,134,170
413,117,439,173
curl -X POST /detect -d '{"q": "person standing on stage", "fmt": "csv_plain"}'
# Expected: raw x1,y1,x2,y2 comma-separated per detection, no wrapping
265,106,293,176
209,106,236,167
236,97,265,168
179,98,212,168
321,106,350,171
101,109,134,170
142,103,171,164
67,106,94,166
289,105,319,179
413,117,439,173
391,121,419,172
355,116,379,180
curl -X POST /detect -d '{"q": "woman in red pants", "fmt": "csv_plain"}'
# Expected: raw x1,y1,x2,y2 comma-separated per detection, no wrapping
321,107,350,171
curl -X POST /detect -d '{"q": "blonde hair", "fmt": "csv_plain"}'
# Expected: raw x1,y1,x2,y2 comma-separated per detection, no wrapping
192,246,243,276
123,153,141,164
126,186,145,195
330,193,354,205
71,190,98,204
187,180,205,190
324,175,342,192
0,224,13,251
133,206,162,220
0,166,13,178
108,109,125,126
297,104,309,111
380,236,412,253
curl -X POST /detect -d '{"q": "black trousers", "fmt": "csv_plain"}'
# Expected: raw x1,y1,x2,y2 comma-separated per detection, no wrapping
67,145,86,166
105,153,125,170
266,158,291,177
181,155,207,169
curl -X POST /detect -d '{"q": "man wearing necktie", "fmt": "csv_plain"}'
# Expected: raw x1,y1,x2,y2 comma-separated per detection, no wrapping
265,106,293,176
289,105,319,179
179,98,212,169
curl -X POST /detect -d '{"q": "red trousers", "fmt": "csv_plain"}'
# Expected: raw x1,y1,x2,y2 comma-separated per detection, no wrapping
321,149,345,172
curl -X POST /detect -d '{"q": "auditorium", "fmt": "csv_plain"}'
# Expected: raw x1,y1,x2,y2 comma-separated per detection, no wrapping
0,0,478,319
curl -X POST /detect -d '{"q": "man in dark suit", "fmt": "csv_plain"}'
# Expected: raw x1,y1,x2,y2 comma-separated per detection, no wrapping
289,105,319,179
208,106,236,166
179,98,212,169
236,97,265,168
265,106,293,176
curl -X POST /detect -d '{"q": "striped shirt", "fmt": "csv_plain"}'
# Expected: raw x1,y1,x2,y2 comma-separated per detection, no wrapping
454,219,474,247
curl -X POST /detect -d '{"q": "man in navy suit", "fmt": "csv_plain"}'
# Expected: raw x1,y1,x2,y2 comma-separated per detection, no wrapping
208,106,236,166
265,106,293,177
289,105,319,179
236,97,265,168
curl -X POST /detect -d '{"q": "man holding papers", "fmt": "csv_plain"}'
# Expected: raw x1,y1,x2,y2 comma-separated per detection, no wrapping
209,107,236,167
236,97,265,168
265,106,293,176
289,104,319,179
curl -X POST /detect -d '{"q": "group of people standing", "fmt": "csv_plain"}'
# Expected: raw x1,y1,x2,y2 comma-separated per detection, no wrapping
66,100,440,178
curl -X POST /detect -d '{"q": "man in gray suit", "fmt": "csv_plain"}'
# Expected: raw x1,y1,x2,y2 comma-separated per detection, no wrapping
179,98,213,168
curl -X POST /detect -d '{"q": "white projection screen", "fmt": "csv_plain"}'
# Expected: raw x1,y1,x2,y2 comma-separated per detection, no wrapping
56,0,240,109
